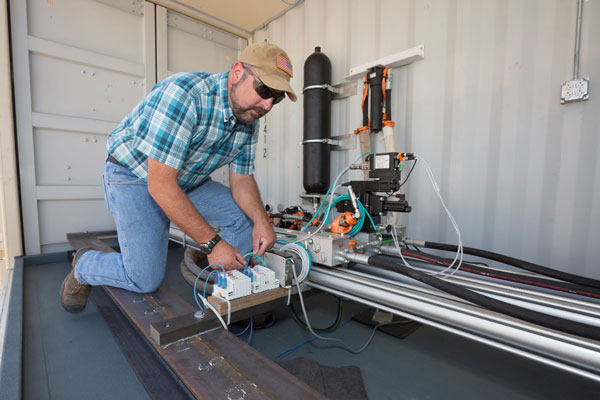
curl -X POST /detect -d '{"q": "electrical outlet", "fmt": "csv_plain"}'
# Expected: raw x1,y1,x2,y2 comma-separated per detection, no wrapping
560,78,589,104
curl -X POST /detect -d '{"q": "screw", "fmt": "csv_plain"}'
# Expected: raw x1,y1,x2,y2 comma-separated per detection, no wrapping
164,323,171,328
194,310,205,319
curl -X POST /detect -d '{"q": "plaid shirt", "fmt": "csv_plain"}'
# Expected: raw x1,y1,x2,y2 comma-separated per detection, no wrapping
107,72,258,191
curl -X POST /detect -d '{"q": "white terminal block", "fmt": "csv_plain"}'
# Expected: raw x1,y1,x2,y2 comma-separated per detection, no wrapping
212,270,251,300
250,266,279,293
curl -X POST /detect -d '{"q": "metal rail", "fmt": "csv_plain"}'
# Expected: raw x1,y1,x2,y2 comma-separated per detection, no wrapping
307,264,600,383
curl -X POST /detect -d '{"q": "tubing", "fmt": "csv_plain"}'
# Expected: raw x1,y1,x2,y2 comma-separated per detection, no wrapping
183,247,216,283
419,241,600,290
390,247,600,300
368,254,600,341
303,46,332,194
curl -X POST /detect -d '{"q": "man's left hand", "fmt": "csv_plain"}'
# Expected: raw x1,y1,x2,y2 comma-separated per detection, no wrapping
252,221,276,256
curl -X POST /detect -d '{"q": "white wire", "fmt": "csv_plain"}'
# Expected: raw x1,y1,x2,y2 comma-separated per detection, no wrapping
199,295,228,331
412,154,463,277
389,154,463,278
281,242,311,283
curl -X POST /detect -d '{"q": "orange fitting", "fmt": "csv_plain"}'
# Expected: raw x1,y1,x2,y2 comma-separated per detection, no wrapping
331,212,358,234
348,240,358,250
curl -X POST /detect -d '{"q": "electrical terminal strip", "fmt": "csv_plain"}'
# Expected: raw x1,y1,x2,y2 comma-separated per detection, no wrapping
248,265,279,293
212,270,252,300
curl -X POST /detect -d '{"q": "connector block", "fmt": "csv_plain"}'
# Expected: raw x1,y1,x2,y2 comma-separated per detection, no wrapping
250,265,279,293
212,270,251,300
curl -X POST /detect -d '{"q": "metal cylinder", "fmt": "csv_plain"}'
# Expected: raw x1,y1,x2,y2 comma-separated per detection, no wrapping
303,46,332,194
368,66,385,133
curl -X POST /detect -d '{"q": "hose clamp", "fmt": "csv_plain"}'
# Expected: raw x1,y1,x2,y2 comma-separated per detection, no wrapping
302,84,341,94
301,138,340,146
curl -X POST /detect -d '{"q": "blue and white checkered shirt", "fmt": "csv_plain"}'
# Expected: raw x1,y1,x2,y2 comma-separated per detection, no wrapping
107,72,258,191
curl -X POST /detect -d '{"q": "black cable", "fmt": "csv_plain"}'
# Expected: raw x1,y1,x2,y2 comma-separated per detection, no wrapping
398,249,600,299
184,247,216,283
289,297,343,333
399,159,418,188
368,254,600,341
422,241,600,290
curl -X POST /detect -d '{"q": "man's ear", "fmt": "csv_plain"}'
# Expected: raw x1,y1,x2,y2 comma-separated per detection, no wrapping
230,62,245,84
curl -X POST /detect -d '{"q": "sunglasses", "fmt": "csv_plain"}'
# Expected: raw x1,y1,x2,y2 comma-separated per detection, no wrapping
246,68,285,105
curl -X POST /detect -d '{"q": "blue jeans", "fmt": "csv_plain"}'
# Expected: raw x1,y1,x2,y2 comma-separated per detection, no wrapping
74,161,254,292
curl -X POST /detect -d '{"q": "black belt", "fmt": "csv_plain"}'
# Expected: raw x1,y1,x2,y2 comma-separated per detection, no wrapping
107,155,125,168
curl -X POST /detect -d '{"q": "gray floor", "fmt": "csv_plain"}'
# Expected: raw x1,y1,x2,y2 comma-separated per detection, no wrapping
20,246,600,399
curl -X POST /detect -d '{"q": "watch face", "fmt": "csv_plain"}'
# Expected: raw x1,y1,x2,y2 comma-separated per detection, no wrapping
199,243,210,254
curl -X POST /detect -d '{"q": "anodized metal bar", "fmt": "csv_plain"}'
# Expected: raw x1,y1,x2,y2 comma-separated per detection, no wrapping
306,266,600,382
348,263,600,327
306,280,600,384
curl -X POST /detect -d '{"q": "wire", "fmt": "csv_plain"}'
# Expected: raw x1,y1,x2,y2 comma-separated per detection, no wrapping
247,317,254,344
274,316,411,360
290,256,410,354
389,154,463,278
234,318,252,336
244,252,265,266
280,242,311,283
290,297,343,333
193,262,224,310
301,152,371,238
399,159,418,188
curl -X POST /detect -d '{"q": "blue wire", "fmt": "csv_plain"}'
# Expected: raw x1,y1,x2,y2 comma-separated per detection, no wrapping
274,317,353,360
203,270,217,299
234,318,252,336
193,273,205,310
247,317,254,344
244,253,265,266
193,262,224,310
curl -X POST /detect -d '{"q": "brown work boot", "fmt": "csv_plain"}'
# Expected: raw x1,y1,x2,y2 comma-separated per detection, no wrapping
60,248,92,313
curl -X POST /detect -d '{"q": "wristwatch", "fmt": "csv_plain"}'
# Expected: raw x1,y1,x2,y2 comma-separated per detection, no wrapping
198,234,221,255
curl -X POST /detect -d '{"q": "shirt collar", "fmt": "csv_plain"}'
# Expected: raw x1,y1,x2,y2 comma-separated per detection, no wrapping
218,72,235,123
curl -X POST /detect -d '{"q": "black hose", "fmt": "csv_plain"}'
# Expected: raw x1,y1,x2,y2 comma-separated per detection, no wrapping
179,259,214,293
184,247,216,283
368,254,600,341
422,241,600,290
399,249,600,299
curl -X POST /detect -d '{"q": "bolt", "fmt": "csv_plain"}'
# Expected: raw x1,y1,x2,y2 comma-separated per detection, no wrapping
66,165,71,170
194,310,206,319
164,323,171,328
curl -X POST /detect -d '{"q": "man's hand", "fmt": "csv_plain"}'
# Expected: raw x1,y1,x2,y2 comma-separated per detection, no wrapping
252,221,276,256
207,241,246,270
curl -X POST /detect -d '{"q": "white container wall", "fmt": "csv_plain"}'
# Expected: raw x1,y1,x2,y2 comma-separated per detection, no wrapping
253,0,600,279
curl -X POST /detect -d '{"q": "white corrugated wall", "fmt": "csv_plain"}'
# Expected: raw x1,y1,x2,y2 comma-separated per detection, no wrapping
253,0,600,279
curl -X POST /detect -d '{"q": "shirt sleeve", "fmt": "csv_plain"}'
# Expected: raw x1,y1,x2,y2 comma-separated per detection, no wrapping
136,82,198,170
229,123,259,175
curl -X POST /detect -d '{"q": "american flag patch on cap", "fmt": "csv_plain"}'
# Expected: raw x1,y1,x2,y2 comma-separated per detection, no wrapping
276,54,293,77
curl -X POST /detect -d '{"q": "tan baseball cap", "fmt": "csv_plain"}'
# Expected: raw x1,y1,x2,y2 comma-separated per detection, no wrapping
239,42,297,102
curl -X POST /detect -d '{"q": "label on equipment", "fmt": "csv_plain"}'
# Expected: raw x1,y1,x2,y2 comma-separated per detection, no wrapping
375,154,390,169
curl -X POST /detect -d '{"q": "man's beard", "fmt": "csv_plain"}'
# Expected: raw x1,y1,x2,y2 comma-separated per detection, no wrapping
230,81,267,124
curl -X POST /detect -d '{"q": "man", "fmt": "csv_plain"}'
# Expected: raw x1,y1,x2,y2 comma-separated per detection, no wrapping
60,42,296,313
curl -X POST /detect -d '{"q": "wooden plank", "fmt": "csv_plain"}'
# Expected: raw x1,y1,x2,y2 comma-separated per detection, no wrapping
207,287,290,315
67,231,325,400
